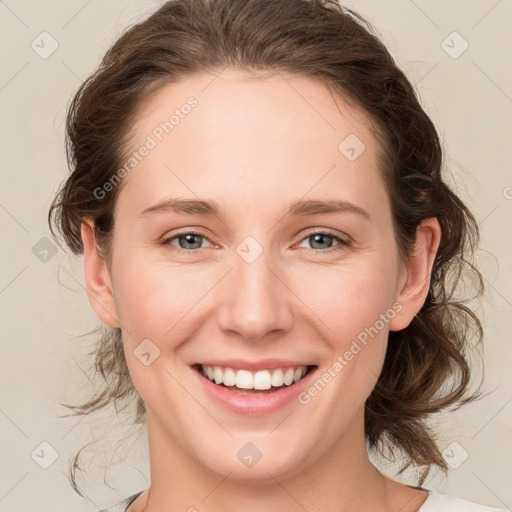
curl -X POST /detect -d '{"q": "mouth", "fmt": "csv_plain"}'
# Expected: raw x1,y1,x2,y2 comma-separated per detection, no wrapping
191,363,318,395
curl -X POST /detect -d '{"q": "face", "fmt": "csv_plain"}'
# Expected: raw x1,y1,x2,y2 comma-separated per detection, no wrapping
82,69,439,483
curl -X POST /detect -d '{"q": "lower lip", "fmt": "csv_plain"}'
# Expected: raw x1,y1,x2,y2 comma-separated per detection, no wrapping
191,365,318,415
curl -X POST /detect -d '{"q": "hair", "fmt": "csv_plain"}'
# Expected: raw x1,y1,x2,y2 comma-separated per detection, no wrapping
48,0,487,496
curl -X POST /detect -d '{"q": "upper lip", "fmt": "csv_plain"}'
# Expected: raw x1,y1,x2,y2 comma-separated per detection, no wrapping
193,359,317,371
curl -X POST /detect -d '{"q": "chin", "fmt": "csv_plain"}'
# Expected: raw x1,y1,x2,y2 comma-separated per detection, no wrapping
189,434,314,485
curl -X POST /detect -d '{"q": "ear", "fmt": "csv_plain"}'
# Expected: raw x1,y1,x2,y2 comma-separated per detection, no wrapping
388,217,442,331
80,216,121,328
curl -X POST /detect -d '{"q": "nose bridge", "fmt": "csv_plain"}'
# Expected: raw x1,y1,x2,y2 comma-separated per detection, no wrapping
216,238,293,340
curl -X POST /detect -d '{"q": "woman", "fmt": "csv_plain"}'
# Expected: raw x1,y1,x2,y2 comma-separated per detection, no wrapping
48,0,510,511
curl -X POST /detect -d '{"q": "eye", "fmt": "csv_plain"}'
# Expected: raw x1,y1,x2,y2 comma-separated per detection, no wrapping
296,229,351,251
161,231,214,253
160,229,351,254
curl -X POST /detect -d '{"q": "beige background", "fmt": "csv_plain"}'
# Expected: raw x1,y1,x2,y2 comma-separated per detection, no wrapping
1,1,511,510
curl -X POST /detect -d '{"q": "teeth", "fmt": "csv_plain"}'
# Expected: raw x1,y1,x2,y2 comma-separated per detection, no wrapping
199,364,309,390
236,369,253,389
253,370,272,390
223,367,236,386
213,366,223,385
283,368,295,385
271,368,284,387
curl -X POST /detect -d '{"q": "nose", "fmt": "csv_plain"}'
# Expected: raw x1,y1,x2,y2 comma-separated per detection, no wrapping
216,246,294,342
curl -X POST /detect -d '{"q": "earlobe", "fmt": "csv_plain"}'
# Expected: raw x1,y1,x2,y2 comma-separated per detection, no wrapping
80,216,121,328
388,217,442,332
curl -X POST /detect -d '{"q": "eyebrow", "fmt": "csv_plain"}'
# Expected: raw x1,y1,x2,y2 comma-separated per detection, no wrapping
137,197,370,221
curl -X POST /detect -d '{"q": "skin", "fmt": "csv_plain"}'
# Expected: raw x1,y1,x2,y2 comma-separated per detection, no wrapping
81,69,441,512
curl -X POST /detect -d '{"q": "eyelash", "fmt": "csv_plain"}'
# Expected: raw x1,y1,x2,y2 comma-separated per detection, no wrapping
160,229,352,255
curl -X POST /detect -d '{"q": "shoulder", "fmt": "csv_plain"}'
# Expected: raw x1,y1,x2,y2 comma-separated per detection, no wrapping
96,491,143,512
420,488,511,512
94,488,511,512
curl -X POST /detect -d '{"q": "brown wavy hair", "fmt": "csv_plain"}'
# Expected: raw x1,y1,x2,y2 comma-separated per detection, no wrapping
48,0,487,495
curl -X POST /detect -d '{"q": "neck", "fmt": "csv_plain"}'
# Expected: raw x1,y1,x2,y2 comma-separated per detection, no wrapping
138,407,404,512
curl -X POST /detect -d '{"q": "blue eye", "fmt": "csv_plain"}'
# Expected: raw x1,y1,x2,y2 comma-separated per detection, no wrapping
161,229,351,254
161,232,212,252
297,230,351,251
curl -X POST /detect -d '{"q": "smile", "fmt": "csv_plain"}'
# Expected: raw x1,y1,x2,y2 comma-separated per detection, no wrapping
191,363,318,414
195,364,315,393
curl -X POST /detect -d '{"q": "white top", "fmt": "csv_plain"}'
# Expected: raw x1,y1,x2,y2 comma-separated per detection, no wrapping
417,488,510,512
98,487,511,511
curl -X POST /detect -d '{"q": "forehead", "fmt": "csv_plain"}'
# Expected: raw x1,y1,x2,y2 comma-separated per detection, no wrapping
118,69,388,218
130,69,377,150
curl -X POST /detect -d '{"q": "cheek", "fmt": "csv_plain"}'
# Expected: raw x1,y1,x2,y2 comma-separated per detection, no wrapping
112,254,219,344
292,258,398,345
113,245,399,354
